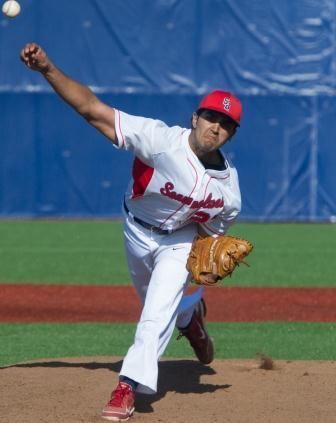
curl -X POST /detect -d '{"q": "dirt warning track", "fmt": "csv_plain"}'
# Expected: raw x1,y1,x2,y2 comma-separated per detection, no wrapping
1,284,336,322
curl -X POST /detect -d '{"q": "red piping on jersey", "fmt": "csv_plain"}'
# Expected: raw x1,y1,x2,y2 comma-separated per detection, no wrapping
116,110,126,148
131,158,155,198
204,176,212,198
159,157,199,229
183,175,212,219
199,175,229,234
183,175,211,221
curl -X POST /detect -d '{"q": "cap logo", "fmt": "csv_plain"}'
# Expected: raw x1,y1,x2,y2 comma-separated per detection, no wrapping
223,97,231,111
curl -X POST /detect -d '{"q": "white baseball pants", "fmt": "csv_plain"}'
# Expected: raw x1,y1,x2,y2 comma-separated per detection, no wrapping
119,210,201,394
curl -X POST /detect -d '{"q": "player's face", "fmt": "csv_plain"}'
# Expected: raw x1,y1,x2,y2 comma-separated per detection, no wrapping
190,110,237,156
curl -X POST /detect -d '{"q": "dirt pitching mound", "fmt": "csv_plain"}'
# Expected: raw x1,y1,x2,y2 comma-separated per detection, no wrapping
1,357,335,423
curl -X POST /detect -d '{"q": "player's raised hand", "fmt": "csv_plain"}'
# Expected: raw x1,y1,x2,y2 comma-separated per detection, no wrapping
20,43,52,73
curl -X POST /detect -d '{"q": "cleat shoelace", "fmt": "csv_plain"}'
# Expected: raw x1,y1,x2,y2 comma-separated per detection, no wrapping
108,384,132,406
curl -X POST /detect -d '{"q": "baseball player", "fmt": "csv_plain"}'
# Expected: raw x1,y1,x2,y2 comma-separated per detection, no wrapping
20,43,242,422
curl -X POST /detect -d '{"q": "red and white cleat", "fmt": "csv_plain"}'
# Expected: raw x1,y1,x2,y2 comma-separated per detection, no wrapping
177,298,214,364
101,382,135,422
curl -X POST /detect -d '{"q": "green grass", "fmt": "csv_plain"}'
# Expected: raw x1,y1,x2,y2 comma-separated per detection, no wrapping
1,322,335,367
228,223,336,286
0,220,335,286
0,220,129,284
0,221,334,366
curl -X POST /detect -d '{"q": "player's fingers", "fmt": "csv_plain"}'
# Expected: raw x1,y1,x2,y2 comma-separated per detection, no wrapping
28,43,39,52
20,49,30,64
20,44,31,58
20,52,33,65
22,43,38,56
20,44,31,60
23,44,31,55
20,44,43,67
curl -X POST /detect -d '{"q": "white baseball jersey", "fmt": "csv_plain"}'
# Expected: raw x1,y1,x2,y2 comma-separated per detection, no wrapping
114,110,241,234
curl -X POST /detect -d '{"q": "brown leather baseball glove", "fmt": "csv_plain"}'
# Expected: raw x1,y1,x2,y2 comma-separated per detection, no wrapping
186,235,254,286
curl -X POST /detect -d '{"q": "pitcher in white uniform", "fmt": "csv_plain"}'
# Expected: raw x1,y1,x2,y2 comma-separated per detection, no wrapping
20,42,243,423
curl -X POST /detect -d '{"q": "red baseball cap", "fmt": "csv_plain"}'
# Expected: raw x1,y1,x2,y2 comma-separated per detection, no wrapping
198,90,242,125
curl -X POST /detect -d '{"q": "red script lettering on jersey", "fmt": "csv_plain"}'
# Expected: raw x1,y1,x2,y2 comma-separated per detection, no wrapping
160,182,224,209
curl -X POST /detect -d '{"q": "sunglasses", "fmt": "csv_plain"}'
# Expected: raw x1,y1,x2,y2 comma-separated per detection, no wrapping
199,109,237,131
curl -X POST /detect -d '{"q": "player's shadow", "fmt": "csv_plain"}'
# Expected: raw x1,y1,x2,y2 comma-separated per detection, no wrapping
137,360,231,413
1,358,231,414
0,360,123,371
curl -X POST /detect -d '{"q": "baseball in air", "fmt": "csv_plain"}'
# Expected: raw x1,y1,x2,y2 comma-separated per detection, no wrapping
2,0,21,18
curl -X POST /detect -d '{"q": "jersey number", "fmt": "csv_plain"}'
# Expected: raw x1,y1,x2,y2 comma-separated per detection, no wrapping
189,211,211,223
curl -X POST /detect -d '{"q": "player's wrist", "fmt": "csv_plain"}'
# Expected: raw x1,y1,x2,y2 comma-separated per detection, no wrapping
40,61,55,76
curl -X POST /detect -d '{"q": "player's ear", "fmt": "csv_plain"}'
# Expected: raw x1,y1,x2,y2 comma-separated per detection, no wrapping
191,112,198,129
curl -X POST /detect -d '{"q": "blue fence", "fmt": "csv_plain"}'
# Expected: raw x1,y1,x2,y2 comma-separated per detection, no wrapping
1,0,335,221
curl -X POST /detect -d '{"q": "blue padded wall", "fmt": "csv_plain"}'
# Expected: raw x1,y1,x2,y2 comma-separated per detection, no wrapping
1,0,335,220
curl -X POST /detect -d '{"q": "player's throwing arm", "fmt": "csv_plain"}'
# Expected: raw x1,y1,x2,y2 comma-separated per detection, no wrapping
20,43,117,142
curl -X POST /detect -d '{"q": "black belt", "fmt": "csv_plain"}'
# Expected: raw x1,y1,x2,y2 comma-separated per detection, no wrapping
123,201,171,235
